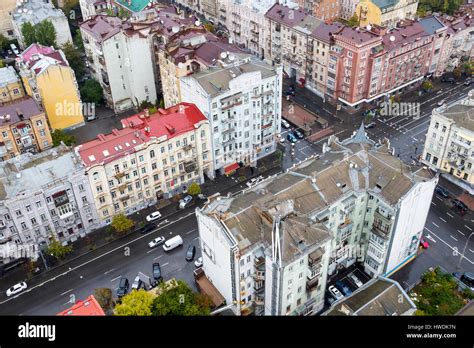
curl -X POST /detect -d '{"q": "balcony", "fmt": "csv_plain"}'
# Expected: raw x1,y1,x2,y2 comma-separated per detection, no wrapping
253,270,265,281
308,248,323,269
338,220,353,235
371,220,391,240
451,138,470,149
255,296,264,306
306,276,319,291
254,281,264,293
222,137,235,147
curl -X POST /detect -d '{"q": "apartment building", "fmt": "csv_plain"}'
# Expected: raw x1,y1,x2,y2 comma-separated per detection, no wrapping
356,0,419,28
0,0,17,39
0,66,25,104
0,97,52,161
0,145,100,264
340,0,361,20
75,103,213,223
422,92,474,192
305,0,341,20
180,56,282,174
11,0,73,49
196,126,437,315
79,0,109,20
17,44,85,130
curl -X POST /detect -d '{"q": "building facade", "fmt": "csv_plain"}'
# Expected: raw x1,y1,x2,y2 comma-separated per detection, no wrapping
17,44,85,130
79,0,109,20
11,0,73,49
180,57,283,174
356,0,419,28
0,98,52,161
422,92,474,192
0,66,25,104
0,145,100,264
0,0,17,39
196,127,437,315
75,103,213,223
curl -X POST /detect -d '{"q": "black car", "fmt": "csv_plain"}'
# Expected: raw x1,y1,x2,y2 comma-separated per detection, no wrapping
293,129,304,139
139,223,155,234
434,186,449,198
116,277,129,297
464,78,472,86
153,263,163,282
185,245,196,261
452,199,468,213
441,76,456,83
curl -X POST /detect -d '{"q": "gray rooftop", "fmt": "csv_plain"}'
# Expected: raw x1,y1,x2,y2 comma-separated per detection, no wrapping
0,67,19,88
12,0,67,26
0,98,43,126
439,97,474,132
0,145,81,201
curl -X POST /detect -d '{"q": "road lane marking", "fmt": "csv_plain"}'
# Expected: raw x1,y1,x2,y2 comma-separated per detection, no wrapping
427,229,473,265
162,262,169,267
60,289,73,296
457,230,465,236
104,268,115,275
186,229,197,235
439,217,447,223
110,276,121,282
431,202,437,206
450,235,458,241
193,237,200,241
147,249,155,254
153,255,163,261
432,222,440,228
446,213,454,218
470,249,474,253
465,225,472,231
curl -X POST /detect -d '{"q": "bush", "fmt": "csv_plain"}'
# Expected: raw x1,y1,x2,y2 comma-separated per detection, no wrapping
52,129,76,147
111,214,134,234
187,182,201,196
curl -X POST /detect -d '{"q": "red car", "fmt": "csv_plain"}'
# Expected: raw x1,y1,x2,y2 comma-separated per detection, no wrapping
420,236,429,249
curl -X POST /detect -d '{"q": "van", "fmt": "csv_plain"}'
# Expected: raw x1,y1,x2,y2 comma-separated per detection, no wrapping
116,277,129,297
10,43,19,55
460,272,474,290
162,235,183,251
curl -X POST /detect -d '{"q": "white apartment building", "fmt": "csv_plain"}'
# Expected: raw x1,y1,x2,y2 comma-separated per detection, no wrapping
80,15,157,112
11,0,72,49
75,103,214,223
340,0,360,20
422,91,474,193
0,145,100,264
180,56,283,175
196,126,437,315
79,0,109,20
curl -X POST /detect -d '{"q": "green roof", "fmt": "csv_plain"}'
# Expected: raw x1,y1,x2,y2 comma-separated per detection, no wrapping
115,0,150,13
371,0,399,10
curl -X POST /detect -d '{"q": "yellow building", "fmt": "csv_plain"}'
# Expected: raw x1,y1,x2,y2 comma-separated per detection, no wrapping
17,44,85,130
0,66,25,104
357,0,418,28
0,97,53,161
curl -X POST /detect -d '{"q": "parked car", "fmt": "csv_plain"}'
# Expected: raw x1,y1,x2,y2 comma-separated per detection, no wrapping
434,186,449,198
281,119,291,129
139,223,155,234
419,236,429,249
452,199,468,214
179,195,192,209
185,245,196,261
464,78,472,86
246,176,264,188
437,99,446,107
293,129,304,139
163,235,183,251
148,236,165,248
287,133,297,143
364,122,376,129
116,277,129,297
146,211,162,222
131,275,143,290
335,280,352,296
152,263,163,282
328,285,344,300
460,272,474,291
10,43,19,56
6,282,27,297
441,76,456,83
279,136,286,144
349,274,363,288
86,114,97,121
194,256,203,268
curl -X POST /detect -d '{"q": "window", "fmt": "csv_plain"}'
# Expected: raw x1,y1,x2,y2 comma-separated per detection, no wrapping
30,218,37,225
26,205,32,212
99,197,106,204
150,150,155,158
21,222,27,230
15,209,22,217
36,201,41,208
139,155,144,162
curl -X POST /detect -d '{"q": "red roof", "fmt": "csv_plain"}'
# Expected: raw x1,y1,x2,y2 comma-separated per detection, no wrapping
57,295,105,316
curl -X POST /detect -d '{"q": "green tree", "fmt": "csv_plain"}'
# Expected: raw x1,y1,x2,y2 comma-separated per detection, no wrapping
138,100,154,111
35,20,57,47
0,33,9,51
187,182,201,196
111,214,134,234
421,80,433,91
94,288,114,313
46,236,73,259
453,67,462,79
80,80,103,104
52,129,76,147
21,22,37,48
74,29,84,50
204,23,215,33
115,290,154,316
61,42,85,80
152,280,212,316
159,99,164,108
0,60,4,68
347,14,359,28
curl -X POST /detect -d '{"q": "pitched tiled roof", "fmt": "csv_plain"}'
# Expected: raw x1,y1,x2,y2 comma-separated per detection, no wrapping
80,15,122,43
57,295,105,316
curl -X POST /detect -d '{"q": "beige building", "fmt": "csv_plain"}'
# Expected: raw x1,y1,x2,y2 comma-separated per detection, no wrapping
422,92,474,192
0,98,53,161
0,0,17,39
357,0,418,28
0,66,25,104
75,103,214,223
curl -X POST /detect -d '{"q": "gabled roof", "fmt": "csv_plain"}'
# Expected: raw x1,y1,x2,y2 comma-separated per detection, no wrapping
57,295,105,316
18,44,69,75
80,15,122,43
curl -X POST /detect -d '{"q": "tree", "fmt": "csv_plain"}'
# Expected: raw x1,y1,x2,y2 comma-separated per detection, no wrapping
111,214,134,234
204,23,215,33
0,60,4,68
61,42,85,80
347,14,359,28
0,33,9,51
421,80,433,91
115,290,154,316
80,80,103,104
74,29,84,50
21,22,37,47
152,280,211,316
35,20,57,47
52,129,76,147
187,182,201,196
138,100,154,111
94,288,114,313
453,67,462,79
46,236,73,259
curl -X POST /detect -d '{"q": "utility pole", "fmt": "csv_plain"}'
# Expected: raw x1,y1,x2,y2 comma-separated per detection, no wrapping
457,232,473,270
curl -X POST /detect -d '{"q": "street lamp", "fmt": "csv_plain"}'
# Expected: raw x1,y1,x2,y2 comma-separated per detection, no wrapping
456,232,473,270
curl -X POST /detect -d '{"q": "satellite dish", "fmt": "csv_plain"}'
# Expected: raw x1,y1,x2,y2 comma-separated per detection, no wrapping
172,26,179,33
229,55,235,61
389,35,396,42
220,51,228,59
366,24,372,31
195,20,201,26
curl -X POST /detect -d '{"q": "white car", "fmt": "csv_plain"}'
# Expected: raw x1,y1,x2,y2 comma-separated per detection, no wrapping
179,195,192,209
6,282,27,297
328,285,344,300
349,274,363,288
246,176,264,188
194,257,203,268
281,119,291,129
148,236,165,248
146,211,162,222
279,136,286,144
437,99,445,107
